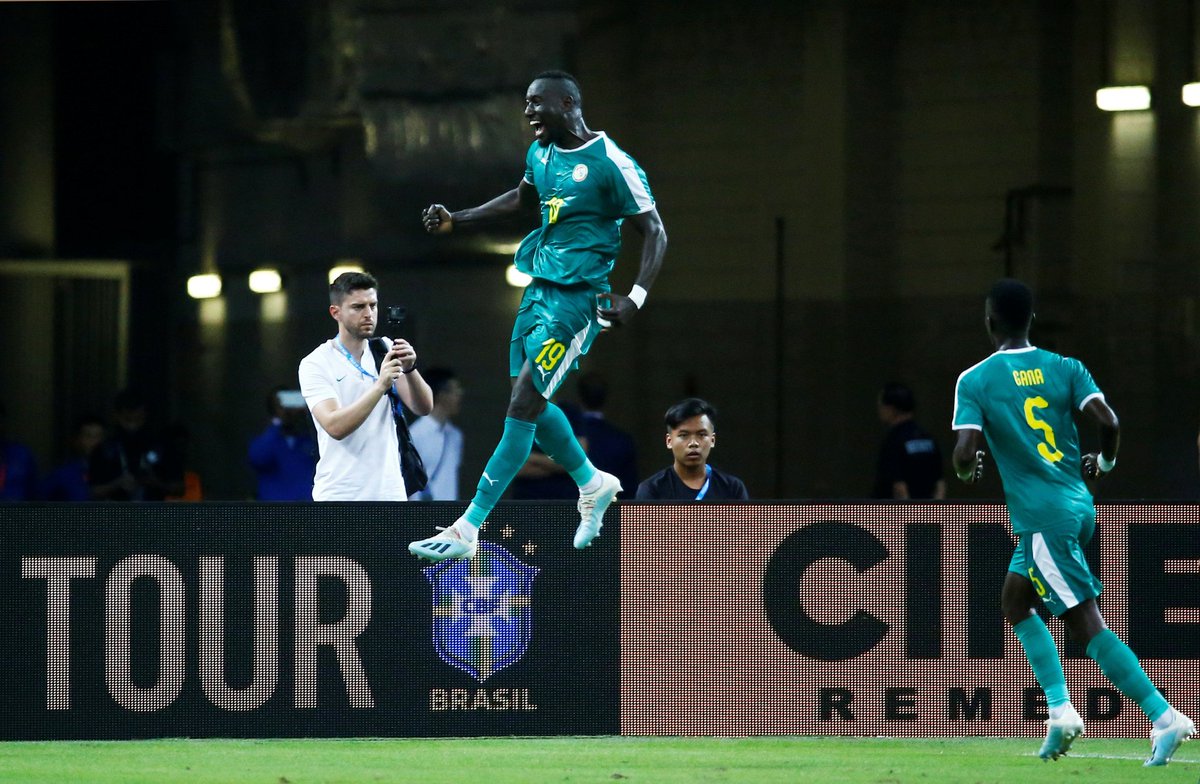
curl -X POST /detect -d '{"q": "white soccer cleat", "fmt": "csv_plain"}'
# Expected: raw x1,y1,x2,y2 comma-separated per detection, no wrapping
1038,704,1085,761
1144,710,1195,766
408,520,478,562
574,470,621,549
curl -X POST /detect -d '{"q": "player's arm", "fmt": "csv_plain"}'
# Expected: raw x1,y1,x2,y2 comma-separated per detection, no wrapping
422,181,540,234
1079,397,1120,479
951,429,986,484
597,207,667,326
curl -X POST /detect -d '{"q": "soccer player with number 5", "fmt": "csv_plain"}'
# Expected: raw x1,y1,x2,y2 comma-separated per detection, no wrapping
410,70,667,562
951,279,1193,766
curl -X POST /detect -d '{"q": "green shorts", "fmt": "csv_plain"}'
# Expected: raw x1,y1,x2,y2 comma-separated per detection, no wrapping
1007,508,1103,616
509,280,604,398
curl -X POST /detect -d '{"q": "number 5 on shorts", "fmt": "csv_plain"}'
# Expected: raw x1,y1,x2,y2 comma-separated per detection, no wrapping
1027,567,1047,597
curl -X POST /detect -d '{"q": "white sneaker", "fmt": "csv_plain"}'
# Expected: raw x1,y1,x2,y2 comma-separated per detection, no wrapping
574,470,621,549
408,519,478,562
1038,704,1085,760
1145,710,1195,766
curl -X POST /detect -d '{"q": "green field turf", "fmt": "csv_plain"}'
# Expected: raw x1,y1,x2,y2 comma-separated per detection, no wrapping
0,736,1193,784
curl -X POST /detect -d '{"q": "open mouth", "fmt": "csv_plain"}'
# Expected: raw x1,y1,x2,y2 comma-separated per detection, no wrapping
530,119,544,139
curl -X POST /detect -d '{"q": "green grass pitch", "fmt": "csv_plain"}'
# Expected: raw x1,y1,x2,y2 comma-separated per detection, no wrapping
0,736,1193,783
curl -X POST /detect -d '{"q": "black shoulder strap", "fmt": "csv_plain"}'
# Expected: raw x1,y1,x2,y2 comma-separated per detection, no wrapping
368,337,387,370
368,338,405,420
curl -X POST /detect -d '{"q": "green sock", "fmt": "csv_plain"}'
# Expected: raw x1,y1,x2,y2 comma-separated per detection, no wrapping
1086,629,1170,721
1013,616,1070,709
534,402,596,486
463,417,537,526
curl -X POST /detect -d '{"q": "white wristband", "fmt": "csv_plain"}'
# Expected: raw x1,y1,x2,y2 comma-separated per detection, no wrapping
1097,454,1116,472
628,284,648,309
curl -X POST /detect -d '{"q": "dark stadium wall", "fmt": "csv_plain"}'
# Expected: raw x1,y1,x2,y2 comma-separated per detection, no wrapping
0,1,1198,499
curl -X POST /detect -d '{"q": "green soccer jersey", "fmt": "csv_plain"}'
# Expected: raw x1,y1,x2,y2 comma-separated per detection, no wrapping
952,346,1104,534
514,131,654,289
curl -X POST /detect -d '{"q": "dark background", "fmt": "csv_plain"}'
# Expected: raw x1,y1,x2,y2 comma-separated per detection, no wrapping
1,0,1198,501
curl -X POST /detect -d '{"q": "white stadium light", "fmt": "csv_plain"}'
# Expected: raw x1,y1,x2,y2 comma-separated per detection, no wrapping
187,273,222,299
1095,85,1151,111
248,268,282,294
328,261,365,283
505,264,532,288
1182,82,1200,107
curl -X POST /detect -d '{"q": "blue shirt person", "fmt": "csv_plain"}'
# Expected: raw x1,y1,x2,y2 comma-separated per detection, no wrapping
248,386,317,501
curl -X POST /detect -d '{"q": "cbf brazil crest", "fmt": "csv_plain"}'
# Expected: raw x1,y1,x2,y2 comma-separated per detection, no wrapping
423,541,540,682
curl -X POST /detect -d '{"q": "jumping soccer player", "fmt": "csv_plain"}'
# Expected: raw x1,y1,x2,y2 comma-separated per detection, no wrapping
951,279,1193,766
409,70,667,561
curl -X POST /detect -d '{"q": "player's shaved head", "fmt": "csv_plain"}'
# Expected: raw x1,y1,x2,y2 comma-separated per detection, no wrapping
987,278,1034,335
532,70,582,105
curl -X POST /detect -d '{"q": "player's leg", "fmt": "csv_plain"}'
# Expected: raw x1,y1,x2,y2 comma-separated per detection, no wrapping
408,367,544,562
521,286,620,547
1032,515,1193,766
1006,545,1082,760
532,401,620,547
1060,600,1193,765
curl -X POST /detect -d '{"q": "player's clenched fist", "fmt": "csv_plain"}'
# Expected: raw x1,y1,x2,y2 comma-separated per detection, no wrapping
422,204,453,234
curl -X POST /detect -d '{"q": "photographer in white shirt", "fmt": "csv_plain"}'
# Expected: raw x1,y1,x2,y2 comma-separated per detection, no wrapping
298,271,433,501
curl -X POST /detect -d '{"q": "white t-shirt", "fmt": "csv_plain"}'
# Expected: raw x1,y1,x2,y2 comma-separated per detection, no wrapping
298,337,407,501
408,416,463,501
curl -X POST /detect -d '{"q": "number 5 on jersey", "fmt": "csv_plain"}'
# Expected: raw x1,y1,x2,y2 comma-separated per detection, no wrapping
1023,396,1064,463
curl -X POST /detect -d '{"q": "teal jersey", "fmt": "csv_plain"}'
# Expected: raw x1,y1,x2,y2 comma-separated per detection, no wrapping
952,347,1104,534
515,131,654,288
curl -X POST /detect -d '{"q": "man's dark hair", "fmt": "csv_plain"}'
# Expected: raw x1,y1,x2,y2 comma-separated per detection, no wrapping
577,372,608,410
988,278,1034,334
665,398,718,431
329,271,379,305
533,69,582,104
423,367,457,399
880,382,915,413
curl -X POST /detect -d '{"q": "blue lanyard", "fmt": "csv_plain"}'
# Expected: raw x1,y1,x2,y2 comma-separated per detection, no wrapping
337,339,404,417
694,464,713,500
335,339,377,381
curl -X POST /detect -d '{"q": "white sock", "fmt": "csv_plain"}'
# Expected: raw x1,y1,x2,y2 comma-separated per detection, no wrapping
1048,704,1070,721
1152,708,1176,731
579,473,603,494
452,517,479,542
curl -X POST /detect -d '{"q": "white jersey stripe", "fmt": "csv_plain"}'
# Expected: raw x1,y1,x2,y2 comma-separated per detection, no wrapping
1031,532,1081,609
603,137,654,213
951,354,994,429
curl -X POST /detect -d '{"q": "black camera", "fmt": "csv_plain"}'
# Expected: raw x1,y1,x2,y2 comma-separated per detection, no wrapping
385,305,407,329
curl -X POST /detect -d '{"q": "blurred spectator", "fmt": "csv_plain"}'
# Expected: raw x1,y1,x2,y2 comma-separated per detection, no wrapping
165,422,204,501
409,368,464,500
0,401,38,501
89,388,184,501
636,398,748,500
41,415,106,501
248,386,317,501
574,372,638,499
872,382,945,500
